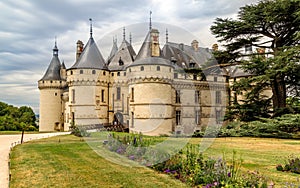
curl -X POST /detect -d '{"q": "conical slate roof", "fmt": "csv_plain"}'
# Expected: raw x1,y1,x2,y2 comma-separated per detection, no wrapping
70,37,107,70
107,38,118,64
134,32,151,61
108,39,136,70
128,29,173,68
40,44,62,81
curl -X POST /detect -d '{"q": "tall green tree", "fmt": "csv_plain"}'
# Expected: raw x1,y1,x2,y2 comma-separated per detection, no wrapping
211,0,300,114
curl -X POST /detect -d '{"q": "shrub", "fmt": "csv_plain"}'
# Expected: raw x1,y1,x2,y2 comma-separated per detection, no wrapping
276,156,300,174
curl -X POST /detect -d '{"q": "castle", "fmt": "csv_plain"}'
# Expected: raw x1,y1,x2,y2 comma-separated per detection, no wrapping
38,21,233,136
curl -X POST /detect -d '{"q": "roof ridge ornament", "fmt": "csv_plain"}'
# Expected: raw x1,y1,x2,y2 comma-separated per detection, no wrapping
89,18,93,38
149,11,152,31
129,32,132,45
123,27,126,41
166,28,168,43
53,36,58,56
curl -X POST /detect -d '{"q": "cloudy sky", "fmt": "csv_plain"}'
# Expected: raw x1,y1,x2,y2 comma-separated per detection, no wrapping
0,0,258,113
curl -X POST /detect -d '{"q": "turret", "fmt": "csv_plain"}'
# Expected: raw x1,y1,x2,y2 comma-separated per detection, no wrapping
127,28,174,136
38,41,66,132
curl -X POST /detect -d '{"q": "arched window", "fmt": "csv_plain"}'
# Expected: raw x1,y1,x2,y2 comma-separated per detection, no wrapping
157,66,160,71
70,71,73,75
103,71,106,75
141,66,144,71
117,72,120,76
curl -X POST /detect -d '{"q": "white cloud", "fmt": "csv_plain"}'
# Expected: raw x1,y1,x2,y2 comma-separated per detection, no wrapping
0,0,259,113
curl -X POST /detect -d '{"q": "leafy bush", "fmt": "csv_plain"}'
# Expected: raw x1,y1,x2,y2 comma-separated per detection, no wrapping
195,114,300,139
0,101,37,131
277,156,300,174
104,132,269,187
70,124,91,137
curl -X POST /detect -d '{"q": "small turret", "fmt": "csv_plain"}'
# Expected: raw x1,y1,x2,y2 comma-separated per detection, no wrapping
38,41,66,132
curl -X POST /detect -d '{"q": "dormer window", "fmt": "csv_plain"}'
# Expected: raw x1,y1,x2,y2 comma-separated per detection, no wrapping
119,57,124,66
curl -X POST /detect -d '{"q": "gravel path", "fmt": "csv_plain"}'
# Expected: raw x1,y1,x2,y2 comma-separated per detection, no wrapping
0,132,70,188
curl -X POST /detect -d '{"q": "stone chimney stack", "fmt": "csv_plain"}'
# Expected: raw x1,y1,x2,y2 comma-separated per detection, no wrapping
191,40,199,51
76,40,84,61
150,29,160,57
212,44,218,52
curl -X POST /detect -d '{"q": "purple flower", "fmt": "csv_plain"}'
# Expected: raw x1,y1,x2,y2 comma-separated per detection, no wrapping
228,172,231,177
171,170,177,174
164,169,171,173
129,155,135,160
116,148,123,154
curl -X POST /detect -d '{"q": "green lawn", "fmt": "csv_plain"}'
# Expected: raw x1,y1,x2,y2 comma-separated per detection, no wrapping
0,131,39,135
191,137,300,186
9,135,188,188
9,135,300,187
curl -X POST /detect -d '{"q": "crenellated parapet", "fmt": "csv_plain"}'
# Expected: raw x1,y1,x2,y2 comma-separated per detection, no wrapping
38,80,67,89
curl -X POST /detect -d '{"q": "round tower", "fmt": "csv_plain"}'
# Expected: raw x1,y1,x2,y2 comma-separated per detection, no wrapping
127,28,174,136
67,19,109,126
38,42,66,132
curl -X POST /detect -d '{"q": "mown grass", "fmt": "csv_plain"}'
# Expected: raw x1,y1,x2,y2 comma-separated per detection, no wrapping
0,131,39,135
10,135,300,187
191,137,300,186
9,135,188,188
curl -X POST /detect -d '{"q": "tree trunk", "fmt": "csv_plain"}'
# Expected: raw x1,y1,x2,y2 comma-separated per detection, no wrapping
21,129,25,144
271,75,286,110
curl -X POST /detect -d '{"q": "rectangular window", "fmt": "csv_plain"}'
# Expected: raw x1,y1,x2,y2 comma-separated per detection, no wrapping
72,89,75,103
195,90,200,103
101,89,105,102
176,110,181,125
195,110,201,125
116,87,121,100
215,91,221,104
131,87,134,101
175,90,181,103
174,73,178,79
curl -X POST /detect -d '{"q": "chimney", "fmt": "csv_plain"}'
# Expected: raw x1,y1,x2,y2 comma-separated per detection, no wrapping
76,40,84,61
150,29,160,57
191,40,199,51
212,44,218,52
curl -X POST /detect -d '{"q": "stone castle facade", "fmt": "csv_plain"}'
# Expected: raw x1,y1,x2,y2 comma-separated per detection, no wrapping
38,24,232,136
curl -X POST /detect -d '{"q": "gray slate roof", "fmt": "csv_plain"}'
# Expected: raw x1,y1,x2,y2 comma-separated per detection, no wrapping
127,57,173,68
70,37,107,70
134,31,163,61
40,45,62,81
108,39,136,71
162,42,216,68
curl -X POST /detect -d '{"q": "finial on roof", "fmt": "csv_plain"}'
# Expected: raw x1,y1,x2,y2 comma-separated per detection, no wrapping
129,32,132,45
54,36,57,48
123,27,126,41
53,37,58,56
89,18,93,38
149,11,152,31
166,29,168,43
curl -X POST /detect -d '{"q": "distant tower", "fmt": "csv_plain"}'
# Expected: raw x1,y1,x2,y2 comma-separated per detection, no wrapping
38,41,66,132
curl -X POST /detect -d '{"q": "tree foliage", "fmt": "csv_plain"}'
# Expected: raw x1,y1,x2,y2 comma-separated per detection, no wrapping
0,101,37,131
211,0,300,117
